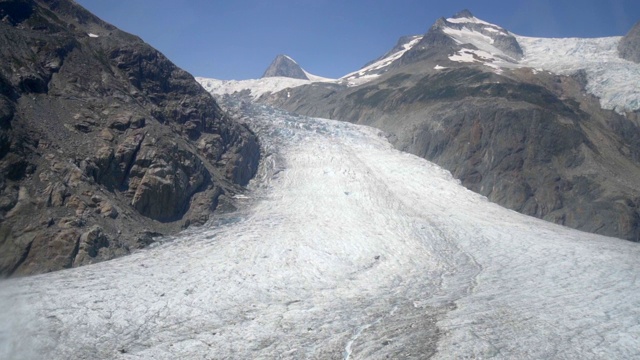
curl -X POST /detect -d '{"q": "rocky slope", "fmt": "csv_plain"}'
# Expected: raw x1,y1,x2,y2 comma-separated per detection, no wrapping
260,11,640,242
619,20,640,63
0,0,259,276
262,54,308,80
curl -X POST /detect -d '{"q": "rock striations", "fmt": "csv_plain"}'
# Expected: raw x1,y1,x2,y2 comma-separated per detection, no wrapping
0,0,260,276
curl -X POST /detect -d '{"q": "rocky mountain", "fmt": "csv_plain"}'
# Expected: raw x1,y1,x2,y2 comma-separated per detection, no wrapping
0,0,259,276
262,54,308,80
340,35,423,86
256,10,640,242
619,20,640,63
196,54,334,102
398,9,523,68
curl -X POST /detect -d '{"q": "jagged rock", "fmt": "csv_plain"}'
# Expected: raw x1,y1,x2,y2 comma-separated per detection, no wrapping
130,148,207,221
0,0,259,276
619,21,640,63
12,229,80,276
73,225,110,266
99,201,118,219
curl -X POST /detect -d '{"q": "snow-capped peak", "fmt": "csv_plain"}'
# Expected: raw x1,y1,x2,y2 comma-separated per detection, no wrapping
197,56,336,100
282,54,297,64
340,35,423,86
446,9,495,27
439,11,523,61
196,9,640,115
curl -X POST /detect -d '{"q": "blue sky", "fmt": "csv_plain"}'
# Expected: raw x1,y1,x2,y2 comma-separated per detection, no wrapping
76,0,639,80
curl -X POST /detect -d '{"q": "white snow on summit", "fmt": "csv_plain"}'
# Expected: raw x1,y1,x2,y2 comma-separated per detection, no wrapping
197,13,640,114
341,35,423,86
446,15,494,26
439,15,640,113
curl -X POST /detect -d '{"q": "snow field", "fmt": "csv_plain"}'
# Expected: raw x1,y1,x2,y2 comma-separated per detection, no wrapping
516,35,640,113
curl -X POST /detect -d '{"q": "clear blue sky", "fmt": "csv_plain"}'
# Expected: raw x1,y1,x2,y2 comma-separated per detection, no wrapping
75,0,639,80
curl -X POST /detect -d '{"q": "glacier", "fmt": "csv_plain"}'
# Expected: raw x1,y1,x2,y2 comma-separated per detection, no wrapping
1,105,639,359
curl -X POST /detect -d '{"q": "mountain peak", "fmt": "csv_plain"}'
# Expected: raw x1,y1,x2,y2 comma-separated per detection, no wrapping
262,54,309,80
452,9,475,19
618,20,640,63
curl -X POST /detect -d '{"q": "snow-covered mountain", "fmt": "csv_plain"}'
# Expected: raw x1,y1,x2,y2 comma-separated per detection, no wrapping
340,35,423,86
197,54,335,100
396,10,639,113
262,54,309,80
2,104,639,359
425,11,639,113
258,10,640,243
199,10,640,115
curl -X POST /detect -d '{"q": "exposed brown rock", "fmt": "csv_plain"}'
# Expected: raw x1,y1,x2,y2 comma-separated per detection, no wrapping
0,0,260,276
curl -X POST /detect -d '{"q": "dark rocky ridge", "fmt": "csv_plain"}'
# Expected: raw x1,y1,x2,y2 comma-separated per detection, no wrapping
261,16,640,242
619,20,640,63
0,0,259,276
262,54,308,80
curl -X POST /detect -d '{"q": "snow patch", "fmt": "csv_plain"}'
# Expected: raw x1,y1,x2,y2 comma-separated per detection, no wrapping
341,36,423,86
449,48,501,66
444,26,495,45
446,16,494,26
87,33,99,38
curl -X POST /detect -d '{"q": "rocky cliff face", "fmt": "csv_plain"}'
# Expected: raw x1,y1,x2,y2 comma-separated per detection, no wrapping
619,20,640,63
262,54,309,79
261,14,640,242
0,0,259,276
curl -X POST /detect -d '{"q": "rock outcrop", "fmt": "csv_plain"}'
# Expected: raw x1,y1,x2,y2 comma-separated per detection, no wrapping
0,0,259,276
619,20,640,63
262,54,309,79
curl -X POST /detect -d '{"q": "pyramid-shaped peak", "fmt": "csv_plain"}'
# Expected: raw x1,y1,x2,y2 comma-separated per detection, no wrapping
618,20,640,63
262,54,308,80
453,9,474,19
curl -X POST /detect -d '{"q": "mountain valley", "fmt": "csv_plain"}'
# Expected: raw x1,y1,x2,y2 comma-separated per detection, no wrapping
1,3,640,359
209,10,640,242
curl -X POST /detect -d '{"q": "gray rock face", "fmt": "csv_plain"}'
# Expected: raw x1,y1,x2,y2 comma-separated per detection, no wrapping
0,0,260,276
262,54,309,79
619,21,640,63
